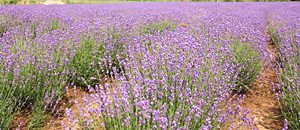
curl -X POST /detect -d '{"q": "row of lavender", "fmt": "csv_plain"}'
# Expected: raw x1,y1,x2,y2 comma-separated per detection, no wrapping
1,3,269,129
268,3,300,129
71,3,268,129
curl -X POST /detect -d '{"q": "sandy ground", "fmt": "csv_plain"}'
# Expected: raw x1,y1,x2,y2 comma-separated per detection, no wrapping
43,0,65,5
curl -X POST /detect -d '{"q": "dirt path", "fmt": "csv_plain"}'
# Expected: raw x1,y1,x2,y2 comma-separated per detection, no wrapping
236,32,283,129
44,78,117,130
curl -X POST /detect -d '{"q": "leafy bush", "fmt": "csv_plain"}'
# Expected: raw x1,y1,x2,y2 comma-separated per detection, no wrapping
2,0,20,4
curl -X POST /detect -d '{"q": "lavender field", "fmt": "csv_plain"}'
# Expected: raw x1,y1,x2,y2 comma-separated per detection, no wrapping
0,2,299,130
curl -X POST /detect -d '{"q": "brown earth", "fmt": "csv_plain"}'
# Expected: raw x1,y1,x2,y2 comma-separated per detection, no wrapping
44,77,117,130
11,76,118,130
10,87,83,130
233,33,283,129
11,109,32,130
43,87,88,130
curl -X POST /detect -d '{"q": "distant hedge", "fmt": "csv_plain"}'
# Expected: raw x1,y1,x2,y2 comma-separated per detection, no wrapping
1,0,21,4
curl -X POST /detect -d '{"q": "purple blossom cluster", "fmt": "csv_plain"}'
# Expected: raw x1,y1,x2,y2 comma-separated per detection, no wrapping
0,2,295,129
268,3,300,129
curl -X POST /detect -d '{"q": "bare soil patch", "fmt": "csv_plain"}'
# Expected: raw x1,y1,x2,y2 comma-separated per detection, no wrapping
44,77,117,130
43,87,87,130
10,87,85,130
236,35,283,129
11,109,32,130
11,76,118,130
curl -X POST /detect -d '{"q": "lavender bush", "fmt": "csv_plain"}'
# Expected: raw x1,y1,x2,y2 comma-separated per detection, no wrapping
1,2,297,129
40,3,266,129
268,3,300,129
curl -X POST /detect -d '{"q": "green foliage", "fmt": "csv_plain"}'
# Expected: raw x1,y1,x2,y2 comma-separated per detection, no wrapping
68,27,126,90
0,25,7,38
62,0,70,4
141,20,177,35
0,19,68,129
1,0,21,4
29,0,37,4
230,38,262,93
9,0,18,4
269,26,300,129
94,36,228,130
0,15,127,128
